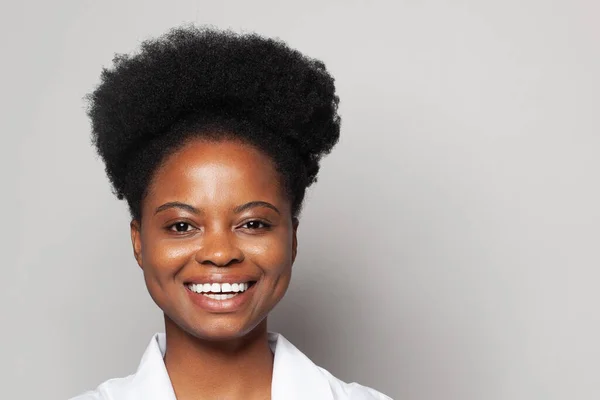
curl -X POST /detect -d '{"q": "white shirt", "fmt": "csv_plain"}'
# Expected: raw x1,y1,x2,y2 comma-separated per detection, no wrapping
70,332,392,400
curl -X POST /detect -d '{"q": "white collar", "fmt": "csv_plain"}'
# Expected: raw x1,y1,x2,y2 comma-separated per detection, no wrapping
124,332,334,400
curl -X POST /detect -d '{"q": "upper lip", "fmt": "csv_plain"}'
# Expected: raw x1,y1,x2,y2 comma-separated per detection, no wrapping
183,273,259,284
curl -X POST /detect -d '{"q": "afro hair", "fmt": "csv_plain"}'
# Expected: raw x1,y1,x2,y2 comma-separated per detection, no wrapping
86,25,341,220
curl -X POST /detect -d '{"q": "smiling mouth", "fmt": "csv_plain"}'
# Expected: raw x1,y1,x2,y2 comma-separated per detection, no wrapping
185,281,257,300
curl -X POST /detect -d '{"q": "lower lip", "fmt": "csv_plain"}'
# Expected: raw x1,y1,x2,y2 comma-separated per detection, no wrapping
186,283,257,313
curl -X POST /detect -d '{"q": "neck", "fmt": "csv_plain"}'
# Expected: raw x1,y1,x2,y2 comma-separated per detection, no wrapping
163,316,274,400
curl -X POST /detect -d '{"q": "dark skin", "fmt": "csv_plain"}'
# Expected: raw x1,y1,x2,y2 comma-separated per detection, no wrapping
130,137,298,400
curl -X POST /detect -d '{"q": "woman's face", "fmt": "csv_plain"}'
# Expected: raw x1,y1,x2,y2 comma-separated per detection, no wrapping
131,138,297,341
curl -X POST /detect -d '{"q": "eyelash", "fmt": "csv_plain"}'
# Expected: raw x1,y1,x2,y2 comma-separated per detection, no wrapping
241,220,271,230
167,220,272,234
168,222,196,233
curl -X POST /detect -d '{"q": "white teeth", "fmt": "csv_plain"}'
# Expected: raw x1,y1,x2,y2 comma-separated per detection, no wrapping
191,284,202,293
188,282,252,294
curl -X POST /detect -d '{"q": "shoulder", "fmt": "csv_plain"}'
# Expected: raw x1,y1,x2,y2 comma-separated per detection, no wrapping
68,374,136,400
68,389,105,400
68,333,174,400
68,392,102,400
270,332,392,400
317,367,393,400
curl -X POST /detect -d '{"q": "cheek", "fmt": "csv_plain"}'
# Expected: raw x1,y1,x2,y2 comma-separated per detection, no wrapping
141,235,195,286
140,238,198,315
243,233,294,274
244,233,294,306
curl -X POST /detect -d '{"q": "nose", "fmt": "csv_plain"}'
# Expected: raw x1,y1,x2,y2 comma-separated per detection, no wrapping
194,228,244,267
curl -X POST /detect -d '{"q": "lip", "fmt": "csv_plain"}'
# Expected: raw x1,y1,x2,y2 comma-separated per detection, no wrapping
185,280,258,313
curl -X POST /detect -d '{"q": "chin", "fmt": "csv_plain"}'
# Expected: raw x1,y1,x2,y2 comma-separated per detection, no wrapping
173,314,268,342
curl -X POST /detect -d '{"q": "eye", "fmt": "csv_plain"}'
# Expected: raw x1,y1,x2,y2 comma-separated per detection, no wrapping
169,222,194,233
241,220,270,230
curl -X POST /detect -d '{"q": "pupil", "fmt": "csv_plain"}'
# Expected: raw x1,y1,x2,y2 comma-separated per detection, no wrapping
176,223,187,231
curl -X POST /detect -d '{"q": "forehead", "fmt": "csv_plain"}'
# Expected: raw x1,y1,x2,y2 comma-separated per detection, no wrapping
142,138,288,213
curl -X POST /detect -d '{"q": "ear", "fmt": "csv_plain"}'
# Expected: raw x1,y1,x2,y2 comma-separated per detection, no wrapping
130,219,143,269
291,217,299,265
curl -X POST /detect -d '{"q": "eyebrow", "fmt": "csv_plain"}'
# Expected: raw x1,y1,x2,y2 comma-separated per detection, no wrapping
154,202,201,215
233,201,280,215
154,201,280,215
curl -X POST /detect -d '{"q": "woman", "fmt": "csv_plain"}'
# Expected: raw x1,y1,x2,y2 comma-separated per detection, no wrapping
72,25,391,400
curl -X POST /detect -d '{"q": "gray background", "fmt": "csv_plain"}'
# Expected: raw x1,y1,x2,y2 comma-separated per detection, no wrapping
1,1,599,399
